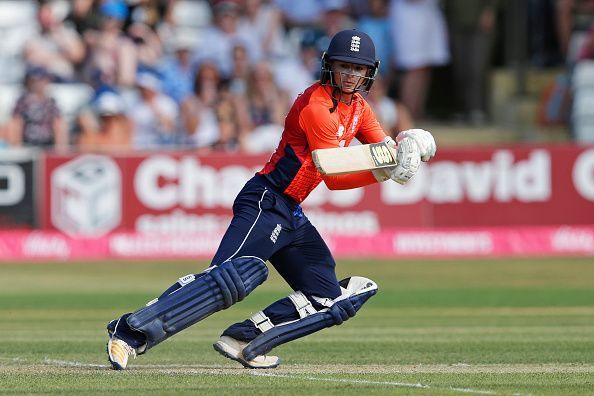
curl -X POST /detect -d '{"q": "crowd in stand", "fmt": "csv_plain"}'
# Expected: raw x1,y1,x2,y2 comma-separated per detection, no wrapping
0,0,592,152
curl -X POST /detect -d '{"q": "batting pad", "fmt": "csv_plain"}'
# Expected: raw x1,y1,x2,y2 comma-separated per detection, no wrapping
127,257,268,350
242,276,377,361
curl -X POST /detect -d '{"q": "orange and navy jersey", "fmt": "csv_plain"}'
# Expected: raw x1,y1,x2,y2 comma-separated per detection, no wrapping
258,82,387,203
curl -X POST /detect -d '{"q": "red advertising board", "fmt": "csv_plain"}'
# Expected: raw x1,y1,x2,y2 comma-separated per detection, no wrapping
40,145,594,237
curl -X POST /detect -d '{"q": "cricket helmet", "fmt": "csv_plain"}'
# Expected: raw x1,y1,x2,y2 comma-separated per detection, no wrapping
320,29,380,93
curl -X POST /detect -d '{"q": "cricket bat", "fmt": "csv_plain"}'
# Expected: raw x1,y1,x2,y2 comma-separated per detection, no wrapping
312,142,397,175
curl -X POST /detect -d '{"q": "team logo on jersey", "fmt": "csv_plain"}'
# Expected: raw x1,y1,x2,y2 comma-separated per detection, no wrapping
350,36,360,52
337,125,345,138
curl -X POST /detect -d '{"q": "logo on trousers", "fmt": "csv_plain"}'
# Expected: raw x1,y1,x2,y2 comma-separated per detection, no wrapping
270,224,282,243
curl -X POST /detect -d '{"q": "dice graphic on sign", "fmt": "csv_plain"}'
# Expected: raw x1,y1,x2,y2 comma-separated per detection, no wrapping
51,155,121,236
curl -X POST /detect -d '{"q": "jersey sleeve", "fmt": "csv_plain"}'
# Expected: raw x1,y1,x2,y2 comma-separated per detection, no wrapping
355,101,387,144
323,172,378,190
299,103,340,150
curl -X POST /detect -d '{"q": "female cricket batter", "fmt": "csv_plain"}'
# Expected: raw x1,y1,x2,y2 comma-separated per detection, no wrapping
107,29,436,370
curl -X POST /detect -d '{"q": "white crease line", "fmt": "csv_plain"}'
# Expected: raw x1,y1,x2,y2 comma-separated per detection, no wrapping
42,358,228,370
44,358,108,368
41,358,532,396
251,371,497,395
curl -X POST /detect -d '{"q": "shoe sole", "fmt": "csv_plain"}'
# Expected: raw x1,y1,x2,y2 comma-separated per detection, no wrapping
213,342,279,369
105,341,125,370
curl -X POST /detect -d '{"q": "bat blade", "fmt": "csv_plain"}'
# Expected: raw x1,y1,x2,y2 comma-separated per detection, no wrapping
312,142,397,175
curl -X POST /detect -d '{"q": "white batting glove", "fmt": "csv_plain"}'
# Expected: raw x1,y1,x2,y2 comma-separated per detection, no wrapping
372,137,421,184
396,128,436,162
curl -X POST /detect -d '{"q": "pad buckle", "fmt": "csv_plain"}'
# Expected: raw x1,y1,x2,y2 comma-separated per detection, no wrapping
250,311,274,332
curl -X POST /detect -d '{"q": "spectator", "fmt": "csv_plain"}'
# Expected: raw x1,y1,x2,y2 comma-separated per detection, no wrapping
158,33,196,104
445,0,499,125
83,0,137,87
273,0,325,28
65,0,103,35
243,62,291,153
556,0,594,64
127,0,169,30
7,66,68,150
180,61,250,151
358,0,393,76
192,0,262,78
76,91,133,151
229,43,251,96
239,0,288,59
127,22,163,71
271,29,321,101
128,71,179,149
322,0,355,39
388,0,450,120
24,2,86,82
246,61,290,129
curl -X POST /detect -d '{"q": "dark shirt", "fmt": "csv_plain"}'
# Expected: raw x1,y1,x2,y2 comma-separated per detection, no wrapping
13,93,61,147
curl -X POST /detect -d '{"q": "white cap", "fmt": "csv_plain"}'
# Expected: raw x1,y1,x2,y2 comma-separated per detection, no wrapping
95,92,126,116
136,72,161,91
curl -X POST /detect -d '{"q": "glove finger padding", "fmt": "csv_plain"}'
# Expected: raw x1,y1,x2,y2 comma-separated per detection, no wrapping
390,137,421,184
329,298,357,325
397,128,436,162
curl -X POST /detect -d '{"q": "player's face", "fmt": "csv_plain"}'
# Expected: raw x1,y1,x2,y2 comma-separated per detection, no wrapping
331,61,369,94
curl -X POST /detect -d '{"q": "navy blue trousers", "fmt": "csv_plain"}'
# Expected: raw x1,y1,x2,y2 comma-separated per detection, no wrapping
213,175,341,342
112,175,341,347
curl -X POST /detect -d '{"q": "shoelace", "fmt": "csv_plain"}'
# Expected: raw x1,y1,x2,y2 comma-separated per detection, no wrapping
120,341,137,360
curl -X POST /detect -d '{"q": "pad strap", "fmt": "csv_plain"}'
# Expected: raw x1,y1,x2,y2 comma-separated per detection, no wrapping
288,291,318,318
250,311,274,332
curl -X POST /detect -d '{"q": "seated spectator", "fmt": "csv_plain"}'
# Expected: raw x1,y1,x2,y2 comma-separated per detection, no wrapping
129,71,179,149
246,61,290,129
180,61,250,151
273,0,325,28
7,66,68,150
239,0,288,59
159,33,196,104
128,0,168,30
83,0,137,87
127,21,163,71
271,29,322,101
24,2,86,82
65,0,103,35
228,44,251,96
76,91,133,151
191,0,262,78
321,0,355,38
242,61,290,153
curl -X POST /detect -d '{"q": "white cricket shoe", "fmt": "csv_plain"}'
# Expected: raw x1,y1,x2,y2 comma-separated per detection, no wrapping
107,337,136,370
213,336,280,369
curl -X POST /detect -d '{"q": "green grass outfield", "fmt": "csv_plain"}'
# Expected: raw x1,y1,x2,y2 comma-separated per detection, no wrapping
0,257,593,395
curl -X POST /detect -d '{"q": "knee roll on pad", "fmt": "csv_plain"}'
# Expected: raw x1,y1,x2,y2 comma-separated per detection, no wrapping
127,257,268,351
242,276,377,361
